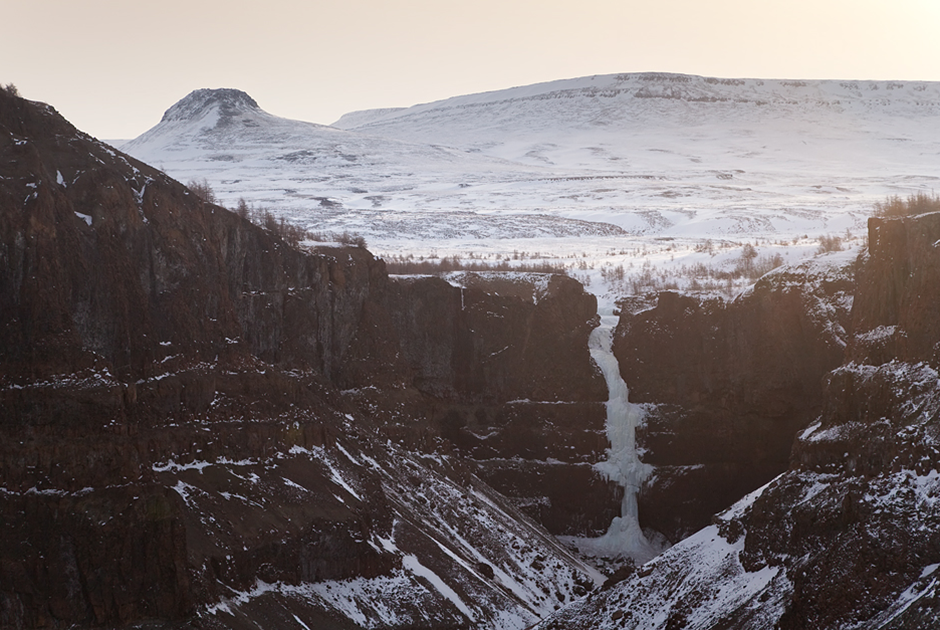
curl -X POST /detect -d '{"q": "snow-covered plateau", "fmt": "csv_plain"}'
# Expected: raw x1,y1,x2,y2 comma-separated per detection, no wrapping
121,73,940,307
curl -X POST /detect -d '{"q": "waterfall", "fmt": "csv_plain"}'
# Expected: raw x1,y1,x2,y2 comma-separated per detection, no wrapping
586,313,660,563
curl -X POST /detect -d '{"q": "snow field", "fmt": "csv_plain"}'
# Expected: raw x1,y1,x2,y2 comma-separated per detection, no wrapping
120,73,940,313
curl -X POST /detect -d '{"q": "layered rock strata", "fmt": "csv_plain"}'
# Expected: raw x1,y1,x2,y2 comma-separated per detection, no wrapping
613,256,854,541
538,211,940,629
0,90,609,629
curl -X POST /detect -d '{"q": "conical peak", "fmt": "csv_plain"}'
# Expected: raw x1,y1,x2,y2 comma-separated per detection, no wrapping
160,88,260,123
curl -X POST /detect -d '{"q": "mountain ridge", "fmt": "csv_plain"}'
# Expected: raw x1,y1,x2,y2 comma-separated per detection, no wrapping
333,71,940,132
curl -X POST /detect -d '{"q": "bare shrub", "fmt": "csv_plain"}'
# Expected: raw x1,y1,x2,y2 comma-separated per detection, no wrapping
752,253,784,277
260,209,278,233
385,255,566,275
614,246,786,298
274,217,309,247
337,231,367,248
235,197,250,219
817,234,843,254
3,83,19,97
231,200,365,251
736,243,758,277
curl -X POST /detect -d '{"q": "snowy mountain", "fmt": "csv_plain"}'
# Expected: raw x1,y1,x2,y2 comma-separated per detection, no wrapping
332,72,940,237
122,88,620,243
124,75,940,251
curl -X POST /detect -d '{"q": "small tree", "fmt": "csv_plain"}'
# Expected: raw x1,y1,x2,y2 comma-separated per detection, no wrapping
3,83,18,97
235,197,250,219
186,178,217,204
261,209,278,233
337,231,367,248
739,243,758,276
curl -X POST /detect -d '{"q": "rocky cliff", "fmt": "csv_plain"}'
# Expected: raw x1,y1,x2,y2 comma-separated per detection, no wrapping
340,271,615,535
613,253,855,542
0,89,611,629
537,211,940,629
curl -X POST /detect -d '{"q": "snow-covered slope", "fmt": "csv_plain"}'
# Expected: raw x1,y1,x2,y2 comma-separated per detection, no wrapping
122,88,619,242
333,72,940,235
334,72,940,151
167,438,604,629
535,483,791,630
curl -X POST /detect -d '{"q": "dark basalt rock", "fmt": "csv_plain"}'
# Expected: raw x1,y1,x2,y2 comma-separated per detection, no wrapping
537,212,940,630
0,89,609,628
852,212,940,366
615,258,854,542
0,89,381,394
339,271,614,535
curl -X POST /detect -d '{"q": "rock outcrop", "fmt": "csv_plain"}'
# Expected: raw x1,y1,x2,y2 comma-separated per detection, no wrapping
0,89,610,629
340,272,614,535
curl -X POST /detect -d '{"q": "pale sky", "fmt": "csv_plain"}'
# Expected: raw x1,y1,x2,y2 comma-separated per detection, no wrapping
4,0,940,139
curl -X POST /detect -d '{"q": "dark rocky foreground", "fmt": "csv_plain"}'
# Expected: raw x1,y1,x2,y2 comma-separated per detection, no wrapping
0,89,612,628
537,213,940,628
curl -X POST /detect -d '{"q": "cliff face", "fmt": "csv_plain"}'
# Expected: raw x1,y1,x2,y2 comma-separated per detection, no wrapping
613,256,854,541
760,213,940,629
0,90,610,629
538,212,940,630
850,212,940,365
0,88,384,407
340,273,615,535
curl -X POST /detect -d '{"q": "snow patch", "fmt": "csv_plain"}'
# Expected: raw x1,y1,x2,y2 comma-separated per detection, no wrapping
401,554,475,621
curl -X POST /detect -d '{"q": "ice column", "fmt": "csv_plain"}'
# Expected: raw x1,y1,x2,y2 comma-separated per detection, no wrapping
589,314,659,563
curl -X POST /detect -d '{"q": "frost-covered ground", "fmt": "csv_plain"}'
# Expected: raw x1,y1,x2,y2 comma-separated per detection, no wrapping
119,74,940,311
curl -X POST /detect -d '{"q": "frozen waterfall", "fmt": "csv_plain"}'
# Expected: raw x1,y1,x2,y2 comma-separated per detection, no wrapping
582,313,661,563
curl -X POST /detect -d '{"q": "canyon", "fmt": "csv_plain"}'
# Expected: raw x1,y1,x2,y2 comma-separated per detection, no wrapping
0,87,606,628
4,79,940,629
537,213,940,629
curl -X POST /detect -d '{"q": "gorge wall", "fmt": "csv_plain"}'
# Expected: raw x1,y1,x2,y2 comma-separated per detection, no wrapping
340,271,616,535
538,211,940,629
612,254,855,542
0,89,612,629
3,85,904,630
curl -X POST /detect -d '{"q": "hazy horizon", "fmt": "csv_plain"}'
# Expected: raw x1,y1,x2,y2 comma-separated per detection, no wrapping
4,0,940,139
